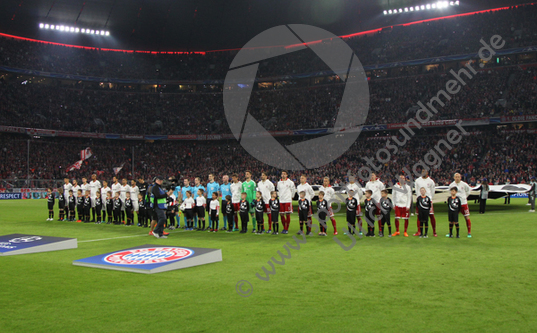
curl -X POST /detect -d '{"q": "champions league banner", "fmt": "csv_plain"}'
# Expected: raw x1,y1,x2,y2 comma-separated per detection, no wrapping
0,234,77,256
73,244,222,274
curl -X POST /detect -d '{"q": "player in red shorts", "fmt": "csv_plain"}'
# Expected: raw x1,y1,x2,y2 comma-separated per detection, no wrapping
277,171,296,234
392,175,412,237
449,173,472,238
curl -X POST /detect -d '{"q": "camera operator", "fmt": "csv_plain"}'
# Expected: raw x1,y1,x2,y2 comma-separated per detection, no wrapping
152,176,174,239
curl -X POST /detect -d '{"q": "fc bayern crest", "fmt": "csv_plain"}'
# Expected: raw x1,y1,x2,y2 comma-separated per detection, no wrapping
103,247,194,265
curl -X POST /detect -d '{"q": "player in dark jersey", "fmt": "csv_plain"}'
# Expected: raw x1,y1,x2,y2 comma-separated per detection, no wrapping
138,194,146,227
447,187,462,238
95,191,103,224
252,191,265,234
113,192,122,224
363,190,377,237
83,190,92,223
68,190,76,221
416,187,432,238
298,191,311,236
239,192,250,233
316,191,328,236
166,195,176,229
345,191,359,235
57,188,66,221
76,189,84,222
106,192,113,224
269,191,280,235
224,195,235,233
46,188,55,221
125,192,134,226
379,190,393,237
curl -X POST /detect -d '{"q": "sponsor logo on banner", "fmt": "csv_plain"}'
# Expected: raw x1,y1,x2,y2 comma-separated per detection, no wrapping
206,135,222,140
0,193,22,200
120,135,144,140
103,247,194,265
500,114,537,123
167,135,197,140
0,125,25,133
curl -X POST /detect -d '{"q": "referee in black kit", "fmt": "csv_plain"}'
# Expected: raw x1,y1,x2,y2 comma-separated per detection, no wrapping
152,176,173,239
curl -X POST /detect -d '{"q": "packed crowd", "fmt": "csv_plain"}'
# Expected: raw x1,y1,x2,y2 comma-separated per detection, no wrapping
1,126,535,189
2,65,534,135
1,5,536,80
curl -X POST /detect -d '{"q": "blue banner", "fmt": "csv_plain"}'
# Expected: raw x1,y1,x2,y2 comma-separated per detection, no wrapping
0,193,22,200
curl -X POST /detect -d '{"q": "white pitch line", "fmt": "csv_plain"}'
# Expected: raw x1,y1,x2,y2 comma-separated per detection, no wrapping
79,234,149,243
78,229,188,243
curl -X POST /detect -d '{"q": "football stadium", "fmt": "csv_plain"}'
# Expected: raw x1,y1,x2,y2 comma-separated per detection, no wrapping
1,0,536,332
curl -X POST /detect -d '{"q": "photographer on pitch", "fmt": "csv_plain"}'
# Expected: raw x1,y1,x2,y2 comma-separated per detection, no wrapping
152,176,174,239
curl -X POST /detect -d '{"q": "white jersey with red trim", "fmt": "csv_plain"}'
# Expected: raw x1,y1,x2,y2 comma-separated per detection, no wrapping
393,182,412,208
257,180,275,203
365,180,385,202
88,180,101,199
319,185,335,202
277,179,296,203
230,181,242,204
296,183,315,204
415,177,435,199
449,180,471,205
346,182,362,200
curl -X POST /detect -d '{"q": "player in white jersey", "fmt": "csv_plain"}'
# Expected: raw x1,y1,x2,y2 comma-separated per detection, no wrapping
391,175,412,237
111,176,121,197
297,175,315,229
119,178,131,223
318,176,339,235
100,180,111,222
130,180,140,212
63,178,73,220
277,171,296,234
230,174,242,231
365,173,385,227
80,177,88,193
72,180,80,198
449,173,472,238
88,174,102,222
257,172,275,232
414,169,437,236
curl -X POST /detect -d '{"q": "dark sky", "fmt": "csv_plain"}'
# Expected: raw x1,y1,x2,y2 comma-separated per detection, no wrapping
0,0,526,51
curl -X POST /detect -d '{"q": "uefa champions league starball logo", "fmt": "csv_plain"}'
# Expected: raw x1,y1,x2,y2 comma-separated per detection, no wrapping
9,236,43,243
103,247,194,265
223,24,370,170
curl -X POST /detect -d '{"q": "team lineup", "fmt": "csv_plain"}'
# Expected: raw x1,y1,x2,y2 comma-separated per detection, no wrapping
45,169,474,239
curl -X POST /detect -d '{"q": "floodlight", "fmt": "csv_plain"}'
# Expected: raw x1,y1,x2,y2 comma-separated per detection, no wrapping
39,23,44,29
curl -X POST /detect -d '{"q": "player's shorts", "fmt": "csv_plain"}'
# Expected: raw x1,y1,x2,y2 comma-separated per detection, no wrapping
233,203,240,212
298,210,309,221
132,201,139,212
264,204,271,214
206,198,212,212
448,211,459,222
395,206,410,219
48,202,54,210
327,206,335,218
196,206,205,218
416,203,435,215
308,205,313,218
460,204,470,217
279,202,293,214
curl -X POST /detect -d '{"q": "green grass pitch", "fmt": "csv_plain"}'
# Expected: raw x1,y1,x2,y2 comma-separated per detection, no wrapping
1,198,536,333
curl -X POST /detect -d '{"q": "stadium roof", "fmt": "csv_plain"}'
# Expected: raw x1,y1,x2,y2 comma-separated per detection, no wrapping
0,0,527,51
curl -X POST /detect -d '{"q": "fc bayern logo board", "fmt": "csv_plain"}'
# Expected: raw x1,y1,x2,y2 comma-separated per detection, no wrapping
0,234,77,256
72,244,222,274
